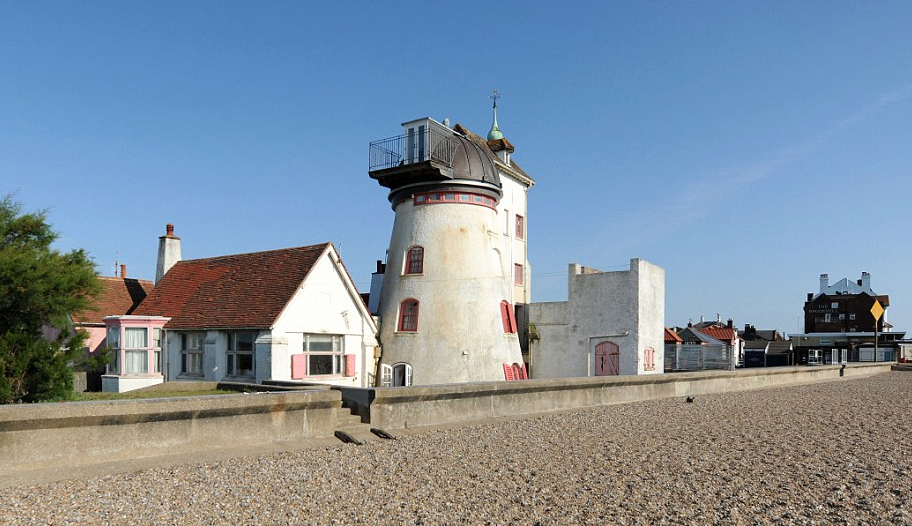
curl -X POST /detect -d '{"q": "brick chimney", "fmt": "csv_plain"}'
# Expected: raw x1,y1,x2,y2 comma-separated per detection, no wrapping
155,223,182,284
120,264,127,278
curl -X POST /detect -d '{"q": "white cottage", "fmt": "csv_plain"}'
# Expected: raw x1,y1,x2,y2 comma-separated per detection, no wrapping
109,231,379,392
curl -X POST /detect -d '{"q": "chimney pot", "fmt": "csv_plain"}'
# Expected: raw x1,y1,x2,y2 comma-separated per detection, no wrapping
166,223,174,236
120,264,126,278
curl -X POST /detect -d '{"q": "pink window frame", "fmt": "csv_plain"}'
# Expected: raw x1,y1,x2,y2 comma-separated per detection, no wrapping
398,299,419,332
514,264,524,285
515,215,524,240
413,191,497,210
405,246,424,274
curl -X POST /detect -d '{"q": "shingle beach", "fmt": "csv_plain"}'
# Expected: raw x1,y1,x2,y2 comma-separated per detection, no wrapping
2,372,910,525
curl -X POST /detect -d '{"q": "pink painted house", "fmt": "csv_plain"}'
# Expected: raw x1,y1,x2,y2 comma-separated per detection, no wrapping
68,270,153,390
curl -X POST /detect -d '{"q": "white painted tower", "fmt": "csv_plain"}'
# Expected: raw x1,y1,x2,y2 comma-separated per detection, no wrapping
369,112,532,386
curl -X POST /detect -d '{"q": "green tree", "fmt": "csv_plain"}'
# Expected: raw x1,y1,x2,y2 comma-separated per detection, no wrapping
0,196,100,403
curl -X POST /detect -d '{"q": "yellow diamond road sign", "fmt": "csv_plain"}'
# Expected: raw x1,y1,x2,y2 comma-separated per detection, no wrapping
871,300,884,321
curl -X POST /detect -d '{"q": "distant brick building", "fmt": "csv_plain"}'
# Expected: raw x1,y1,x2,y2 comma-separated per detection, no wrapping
792,272,903,364
803,272,888,334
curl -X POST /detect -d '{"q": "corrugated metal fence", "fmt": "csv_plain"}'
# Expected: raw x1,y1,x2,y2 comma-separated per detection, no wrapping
664,344,731,371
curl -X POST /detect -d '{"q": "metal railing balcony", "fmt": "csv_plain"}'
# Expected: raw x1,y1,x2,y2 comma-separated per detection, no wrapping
369,128,459,172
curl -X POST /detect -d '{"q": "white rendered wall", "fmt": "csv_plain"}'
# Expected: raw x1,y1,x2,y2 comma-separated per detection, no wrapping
377,198,524,385
272,249,379,387
529,259,665,378
101,375,163,393
527,302,572,377
495,170,531,304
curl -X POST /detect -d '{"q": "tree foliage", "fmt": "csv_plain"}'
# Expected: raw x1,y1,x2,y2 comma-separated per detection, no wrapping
0,196,100,403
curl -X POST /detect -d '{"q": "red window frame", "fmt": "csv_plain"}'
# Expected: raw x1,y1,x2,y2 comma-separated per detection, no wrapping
514,264,524,285
413,191,497,210
515,215,524,240
398,299,419,332
405,246,424,274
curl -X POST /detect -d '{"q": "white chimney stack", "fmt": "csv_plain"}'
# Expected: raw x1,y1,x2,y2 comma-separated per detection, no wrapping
861,271,871,291
819,273,829,293
155,223,181,284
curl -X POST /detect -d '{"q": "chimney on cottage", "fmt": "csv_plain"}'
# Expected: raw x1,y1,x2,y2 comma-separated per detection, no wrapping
860,271,871,291
367,259,386,316
819,273,829,293
155,223,182,284
120,264,127,278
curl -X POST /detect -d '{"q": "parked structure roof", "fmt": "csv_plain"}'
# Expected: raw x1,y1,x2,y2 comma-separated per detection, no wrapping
696,326,738,343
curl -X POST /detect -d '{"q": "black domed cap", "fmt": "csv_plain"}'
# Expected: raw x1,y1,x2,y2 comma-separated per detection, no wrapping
451,134,500,187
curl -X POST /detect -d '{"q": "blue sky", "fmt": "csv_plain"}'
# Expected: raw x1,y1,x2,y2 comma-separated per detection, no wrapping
2,1,911,334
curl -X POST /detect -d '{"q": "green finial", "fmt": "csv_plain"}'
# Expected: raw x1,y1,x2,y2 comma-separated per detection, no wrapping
487,89,504,141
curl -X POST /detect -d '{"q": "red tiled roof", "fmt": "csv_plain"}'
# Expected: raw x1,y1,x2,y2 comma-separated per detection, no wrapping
697,326,738,342
134,243,330,330
664,327,683,343
72,277,153,325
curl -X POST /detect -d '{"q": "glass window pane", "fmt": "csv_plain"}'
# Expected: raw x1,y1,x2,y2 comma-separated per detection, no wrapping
107,328,120,349
309,354,339,375
125,350,148,374
309,335,336,352
236,354,254,376
125,328,147,348
237,333,254,352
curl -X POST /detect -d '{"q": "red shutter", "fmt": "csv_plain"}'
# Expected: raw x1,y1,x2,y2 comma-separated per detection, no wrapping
291,354,306,379
503,363,515,381
500,301,511,333
519,363,528,380
344,354,356,377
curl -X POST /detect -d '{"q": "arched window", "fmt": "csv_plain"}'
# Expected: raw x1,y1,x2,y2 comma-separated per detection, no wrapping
405,246,424,274
380,363,413,386
398,299,419,332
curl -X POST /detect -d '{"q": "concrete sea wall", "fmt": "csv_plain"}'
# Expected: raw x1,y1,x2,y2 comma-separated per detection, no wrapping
0,363,893,479
0,388,342,477
344,363,892,429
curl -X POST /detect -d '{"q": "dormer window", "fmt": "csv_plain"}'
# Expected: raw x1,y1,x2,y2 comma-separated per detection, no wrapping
405,246,424,274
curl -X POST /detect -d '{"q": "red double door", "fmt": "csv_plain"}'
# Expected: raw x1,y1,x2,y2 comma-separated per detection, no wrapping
595,341,620,376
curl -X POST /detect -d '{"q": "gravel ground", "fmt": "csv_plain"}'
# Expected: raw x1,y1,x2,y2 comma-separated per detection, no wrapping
2,372,911,526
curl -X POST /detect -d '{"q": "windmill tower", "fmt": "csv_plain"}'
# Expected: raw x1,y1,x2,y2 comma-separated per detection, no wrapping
368,103,533,385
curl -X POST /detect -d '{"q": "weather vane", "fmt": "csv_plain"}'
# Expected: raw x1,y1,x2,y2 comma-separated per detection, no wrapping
490,89,501,108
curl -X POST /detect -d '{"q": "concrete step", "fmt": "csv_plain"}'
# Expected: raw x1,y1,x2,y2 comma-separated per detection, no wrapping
333,406,379,444
336,413,363,427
